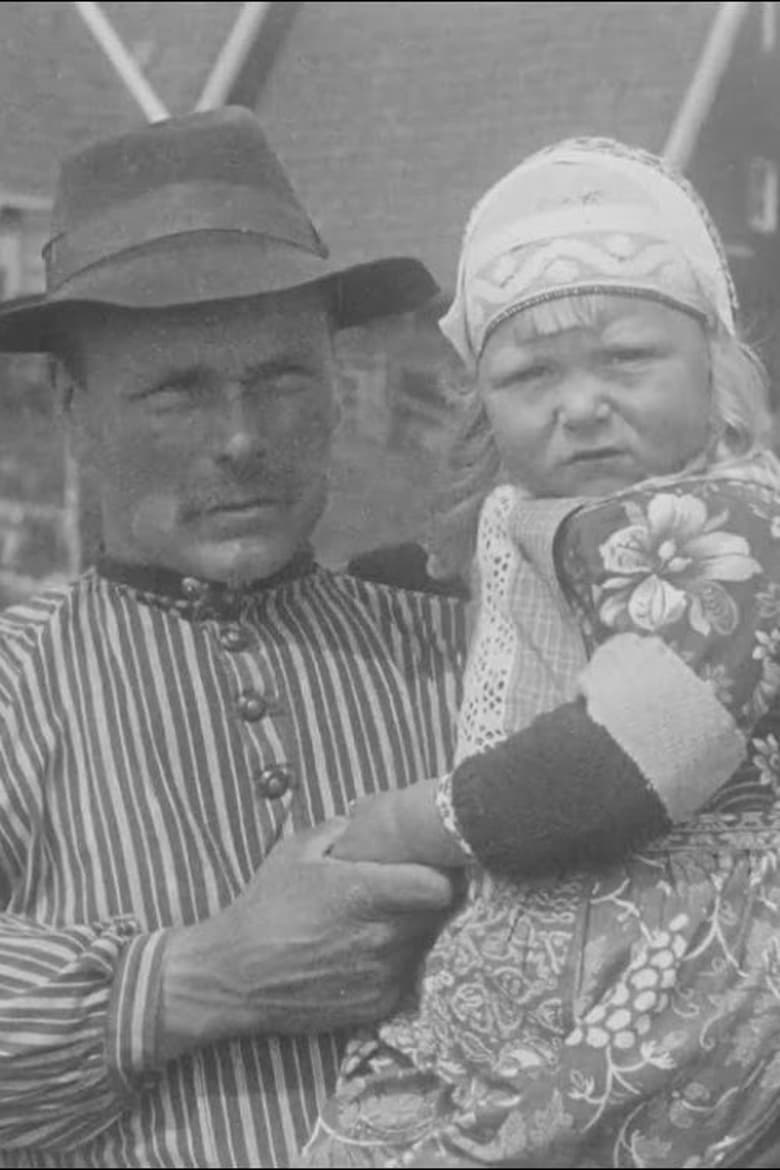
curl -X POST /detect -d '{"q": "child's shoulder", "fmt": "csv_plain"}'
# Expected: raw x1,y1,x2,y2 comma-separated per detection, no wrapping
569,451,780,544
347,542,470,599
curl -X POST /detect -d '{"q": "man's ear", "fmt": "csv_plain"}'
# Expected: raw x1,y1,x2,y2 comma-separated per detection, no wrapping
51,357,90,461
331,394,343,432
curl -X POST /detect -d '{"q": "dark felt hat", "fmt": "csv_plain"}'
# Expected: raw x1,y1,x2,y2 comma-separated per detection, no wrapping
0,106,438,352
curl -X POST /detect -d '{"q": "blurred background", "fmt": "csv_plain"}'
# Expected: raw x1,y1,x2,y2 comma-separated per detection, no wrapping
0,0,778,604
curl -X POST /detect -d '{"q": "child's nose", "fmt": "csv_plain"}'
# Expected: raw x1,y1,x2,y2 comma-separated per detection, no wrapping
557,375,611,429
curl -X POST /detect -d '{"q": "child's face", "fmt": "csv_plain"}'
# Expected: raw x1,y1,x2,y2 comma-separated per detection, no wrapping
477,298,712,497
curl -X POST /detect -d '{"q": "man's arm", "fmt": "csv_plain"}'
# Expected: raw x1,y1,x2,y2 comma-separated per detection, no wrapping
155,821,453,1064
0,822,453,1150
0,607,455,1155
0,912,164,1150
0,625,159,1150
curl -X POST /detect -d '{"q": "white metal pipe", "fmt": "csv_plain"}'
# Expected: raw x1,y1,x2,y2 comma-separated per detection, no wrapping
663,1,750,169
65,3,169,575
62,438,82,579
73,1,169,123
196,1,272,111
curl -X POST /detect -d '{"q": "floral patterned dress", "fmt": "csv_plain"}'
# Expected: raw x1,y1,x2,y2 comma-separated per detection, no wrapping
300,460,780,1169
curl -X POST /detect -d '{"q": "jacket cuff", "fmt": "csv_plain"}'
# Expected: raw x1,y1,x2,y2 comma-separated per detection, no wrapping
105,927,170,1091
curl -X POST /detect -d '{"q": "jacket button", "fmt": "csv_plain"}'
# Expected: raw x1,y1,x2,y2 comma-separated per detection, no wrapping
254,764,294,799
237,690,268,722
182,576,208,600
220,624,250,652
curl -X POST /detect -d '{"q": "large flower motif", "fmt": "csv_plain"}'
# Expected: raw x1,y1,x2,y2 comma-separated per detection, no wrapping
597,493,762,635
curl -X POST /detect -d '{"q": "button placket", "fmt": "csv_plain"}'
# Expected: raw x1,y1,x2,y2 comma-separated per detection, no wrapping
253,763,296,800
181,576,208,601
213,622,272,726
236,690,268,722
213,614,298,809
220,623,251,653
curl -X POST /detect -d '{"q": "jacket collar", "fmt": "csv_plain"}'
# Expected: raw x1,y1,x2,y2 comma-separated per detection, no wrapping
96,547,317,620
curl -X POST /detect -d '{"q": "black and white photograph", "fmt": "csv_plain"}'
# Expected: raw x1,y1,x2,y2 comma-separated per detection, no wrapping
1,3,780,1167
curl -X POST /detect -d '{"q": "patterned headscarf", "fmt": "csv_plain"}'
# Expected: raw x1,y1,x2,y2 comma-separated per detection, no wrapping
440,138,738,369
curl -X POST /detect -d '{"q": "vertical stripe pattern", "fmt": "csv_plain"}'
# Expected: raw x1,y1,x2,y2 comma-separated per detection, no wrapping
0,567,466,1167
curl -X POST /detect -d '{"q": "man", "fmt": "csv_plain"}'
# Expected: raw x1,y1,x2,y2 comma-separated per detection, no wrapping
0,107,466,1167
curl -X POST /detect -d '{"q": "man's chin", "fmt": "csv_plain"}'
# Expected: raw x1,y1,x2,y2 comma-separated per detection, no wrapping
171,537,298,586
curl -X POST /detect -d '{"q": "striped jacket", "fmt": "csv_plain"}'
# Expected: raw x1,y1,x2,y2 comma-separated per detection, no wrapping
0,559,466,1168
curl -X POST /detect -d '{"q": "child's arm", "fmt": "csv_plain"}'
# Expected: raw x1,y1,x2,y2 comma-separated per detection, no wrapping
442,476,780,878
332,632,744,871
335,474,780,876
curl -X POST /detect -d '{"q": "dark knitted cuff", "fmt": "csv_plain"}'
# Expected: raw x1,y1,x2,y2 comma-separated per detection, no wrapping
450,632,746,879
451,698,671,878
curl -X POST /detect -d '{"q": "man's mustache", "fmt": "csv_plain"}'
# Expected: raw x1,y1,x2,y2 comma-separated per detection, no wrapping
182,474,298,520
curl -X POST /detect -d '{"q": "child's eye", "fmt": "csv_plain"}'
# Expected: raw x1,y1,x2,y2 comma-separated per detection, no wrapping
511,363,552,385
485,359,556,394
605,347,655,366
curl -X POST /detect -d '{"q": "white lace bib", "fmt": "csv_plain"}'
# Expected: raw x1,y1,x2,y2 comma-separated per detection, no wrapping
455,485,589,765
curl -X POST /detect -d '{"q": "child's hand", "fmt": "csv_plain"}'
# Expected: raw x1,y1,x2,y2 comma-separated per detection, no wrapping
330,790,412,864
330,780,470,868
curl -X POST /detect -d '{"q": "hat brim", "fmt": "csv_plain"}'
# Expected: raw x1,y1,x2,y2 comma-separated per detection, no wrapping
0,232,439,353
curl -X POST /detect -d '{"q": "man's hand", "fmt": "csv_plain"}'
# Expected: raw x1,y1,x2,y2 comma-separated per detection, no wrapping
157,819,454,1063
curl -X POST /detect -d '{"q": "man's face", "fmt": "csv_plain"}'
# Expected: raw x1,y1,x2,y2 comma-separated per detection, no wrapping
69,290,337,583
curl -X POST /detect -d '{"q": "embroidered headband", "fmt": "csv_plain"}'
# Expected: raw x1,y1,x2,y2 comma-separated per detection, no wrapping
440,137,738,368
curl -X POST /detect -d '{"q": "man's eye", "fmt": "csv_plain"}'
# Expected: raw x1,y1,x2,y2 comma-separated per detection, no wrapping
248,371,313,396
272,372,316,393
147,385,197,411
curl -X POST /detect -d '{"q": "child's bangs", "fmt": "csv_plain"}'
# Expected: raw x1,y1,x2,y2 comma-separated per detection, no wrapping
507,293,617,341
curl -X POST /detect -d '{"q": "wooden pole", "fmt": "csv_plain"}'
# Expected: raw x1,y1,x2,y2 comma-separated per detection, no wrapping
196,2,272,111
663,1,750,169
73,1,169,123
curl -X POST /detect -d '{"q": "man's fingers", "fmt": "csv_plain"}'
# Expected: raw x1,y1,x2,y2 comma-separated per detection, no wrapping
283,817,350,858
264,823,454,913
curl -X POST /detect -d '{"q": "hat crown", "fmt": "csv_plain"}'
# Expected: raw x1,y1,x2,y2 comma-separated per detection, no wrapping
48,107,325,270
0,106,440,350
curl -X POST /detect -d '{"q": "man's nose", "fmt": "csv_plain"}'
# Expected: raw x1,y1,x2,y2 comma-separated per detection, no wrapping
556,374,611,429
215,386,268,468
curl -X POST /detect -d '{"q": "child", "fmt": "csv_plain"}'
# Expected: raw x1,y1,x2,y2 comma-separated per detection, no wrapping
300,139,780,1168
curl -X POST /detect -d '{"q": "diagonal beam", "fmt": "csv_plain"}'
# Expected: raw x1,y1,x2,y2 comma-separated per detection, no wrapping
222,1,302,110
73,1,169,123
663,1,750,169
68,1,168,572
196,2,272,111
